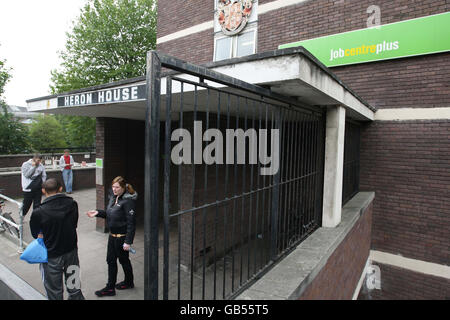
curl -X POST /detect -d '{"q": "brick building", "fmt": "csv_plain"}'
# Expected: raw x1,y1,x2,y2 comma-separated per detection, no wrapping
26,0,449,300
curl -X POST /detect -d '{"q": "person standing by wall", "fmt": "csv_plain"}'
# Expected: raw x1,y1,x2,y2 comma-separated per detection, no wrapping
21,153,47,217
30,178,85,300
86,176,137,297
59,149,74,194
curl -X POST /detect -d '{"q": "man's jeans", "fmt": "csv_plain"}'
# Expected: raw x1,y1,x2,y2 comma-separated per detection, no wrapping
39,248,85,300
62,169,73,193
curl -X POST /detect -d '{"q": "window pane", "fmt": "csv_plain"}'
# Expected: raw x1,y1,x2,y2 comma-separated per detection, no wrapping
215,37,232,61
236,31,255,57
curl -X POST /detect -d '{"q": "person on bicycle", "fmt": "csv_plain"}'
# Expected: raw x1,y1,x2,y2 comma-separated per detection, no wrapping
86,176,137,297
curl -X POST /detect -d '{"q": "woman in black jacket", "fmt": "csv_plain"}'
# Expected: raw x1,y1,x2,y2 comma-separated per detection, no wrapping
87,176,137,297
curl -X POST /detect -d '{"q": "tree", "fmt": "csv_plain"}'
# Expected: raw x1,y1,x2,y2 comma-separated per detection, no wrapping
0,54,30,154
50,0,157,149
0,106,31,154
50,0,157,93
55,114,96,148
28,115,67,152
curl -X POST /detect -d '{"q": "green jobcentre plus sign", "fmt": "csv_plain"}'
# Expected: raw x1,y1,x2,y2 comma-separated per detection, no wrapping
279,12,450,67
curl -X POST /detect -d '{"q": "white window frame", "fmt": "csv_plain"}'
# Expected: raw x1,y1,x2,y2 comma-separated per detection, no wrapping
214,26,257,61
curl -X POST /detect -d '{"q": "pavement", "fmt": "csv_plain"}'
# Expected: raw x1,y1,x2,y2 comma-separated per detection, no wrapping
0,188,266,300
0,188,144,300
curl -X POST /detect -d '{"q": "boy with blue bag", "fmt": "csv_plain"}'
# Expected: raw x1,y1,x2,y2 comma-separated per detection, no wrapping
29,178,85,300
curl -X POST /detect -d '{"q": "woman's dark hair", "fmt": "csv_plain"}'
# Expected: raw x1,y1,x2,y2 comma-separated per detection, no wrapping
112,176,135,194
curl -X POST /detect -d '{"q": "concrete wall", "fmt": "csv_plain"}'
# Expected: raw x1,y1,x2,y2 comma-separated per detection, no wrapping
238,192,374,300
0,152,96,169
299,202,372,299
0,263,46,300
0,167,95,199
358,263,450,300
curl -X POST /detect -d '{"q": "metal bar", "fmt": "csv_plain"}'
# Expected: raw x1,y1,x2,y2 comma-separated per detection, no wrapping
293,113,302,242
247,100,256,280
162,76,172,300
0,193,24,252
156,52,318,114
260,102,268,265
201,87,211,300
239,97,249,286
231,95,239,293
299,116,307,237
177,82,184,300
270,107,282,260
144,50,162,300
254,100,262,273
213,90,221,300
223,92,231,299
190,85,199,300
0,214,20,229
282,109,292,251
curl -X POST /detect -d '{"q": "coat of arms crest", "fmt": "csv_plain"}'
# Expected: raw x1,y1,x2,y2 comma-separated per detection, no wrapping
216,0,254,36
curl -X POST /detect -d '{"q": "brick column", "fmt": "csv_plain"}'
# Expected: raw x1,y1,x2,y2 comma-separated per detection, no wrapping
95,117,127,232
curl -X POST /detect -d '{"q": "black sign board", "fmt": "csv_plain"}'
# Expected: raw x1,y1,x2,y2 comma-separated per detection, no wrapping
57,84,146,107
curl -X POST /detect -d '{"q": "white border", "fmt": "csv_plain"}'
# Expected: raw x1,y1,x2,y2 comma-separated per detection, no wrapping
370,250,450,280
375,107,450,121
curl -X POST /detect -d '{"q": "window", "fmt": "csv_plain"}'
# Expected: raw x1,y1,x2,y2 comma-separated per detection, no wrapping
214,28,256,61
213,0,258,61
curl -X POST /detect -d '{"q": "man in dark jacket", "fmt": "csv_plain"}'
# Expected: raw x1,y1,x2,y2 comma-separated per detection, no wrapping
30,178,84,300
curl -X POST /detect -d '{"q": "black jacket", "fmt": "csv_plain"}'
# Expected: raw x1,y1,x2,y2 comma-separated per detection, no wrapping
30,194,78,258
97,191,137,244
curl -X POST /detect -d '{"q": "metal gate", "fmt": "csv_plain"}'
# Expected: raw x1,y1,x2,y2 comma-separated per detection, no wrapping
144,51,325,300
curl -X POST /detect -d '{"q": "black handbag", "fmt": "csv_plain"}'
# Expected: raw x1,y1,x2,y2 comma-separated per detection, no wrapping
26,173,43,192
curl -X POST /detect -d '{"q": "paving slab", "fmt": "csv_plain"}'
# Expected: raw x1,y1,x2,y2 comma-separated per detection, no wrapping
0,188,144,300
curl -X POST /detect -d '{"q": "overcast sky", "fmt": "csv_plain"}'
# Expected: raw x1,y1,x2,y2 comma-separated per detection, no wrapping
0,0,87,107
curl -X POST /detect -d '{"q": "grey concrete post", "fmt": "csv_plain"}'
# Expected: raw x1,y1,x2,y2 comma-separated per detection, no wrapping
322,106,346,228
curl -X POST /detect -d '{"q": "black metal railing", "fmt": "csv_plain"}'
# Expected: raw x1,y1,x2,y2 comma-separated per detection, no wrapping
145,51,325,300
342,121,360,205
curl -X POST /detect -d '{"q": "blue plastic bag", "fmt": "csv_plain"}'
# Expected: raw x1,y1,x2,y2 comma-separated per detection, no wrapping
20,238,48,264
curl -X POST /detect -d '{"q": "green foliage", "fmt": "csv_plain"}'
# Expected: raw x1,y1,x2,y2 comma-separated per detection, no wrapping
0,59,11,98
28,115,67,152
0,53,30,154
56,115,96,148
0,105,31,155
49,0,157,149
50,0,157,93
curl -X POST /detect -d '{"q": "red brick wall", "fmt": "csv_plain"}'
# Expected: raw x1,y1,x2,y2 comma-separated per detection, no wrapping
157,0,214,38
157,29,214,66
360,120,450,266
0,153,96,168
333,52,450,109
299,203,373,300
157,0,449,64
95,118,146,231
0,168,95,199
358,263,450,300
257,0,448,54
156,1,450,109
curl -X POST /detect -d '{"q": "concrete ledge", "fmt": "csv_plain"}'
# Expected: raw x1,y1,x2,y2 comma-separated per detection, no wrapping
0,165,95,177
237,191,375,300
0,263,46,300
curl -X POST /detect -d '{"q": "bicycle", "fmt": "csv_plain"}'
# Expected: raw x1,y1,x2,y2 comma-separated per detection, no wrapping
0,199,20,239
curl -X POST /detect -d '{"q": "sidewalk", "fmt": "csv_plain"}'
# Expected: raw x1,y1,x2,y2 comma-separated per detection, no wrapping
0,188,144,300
